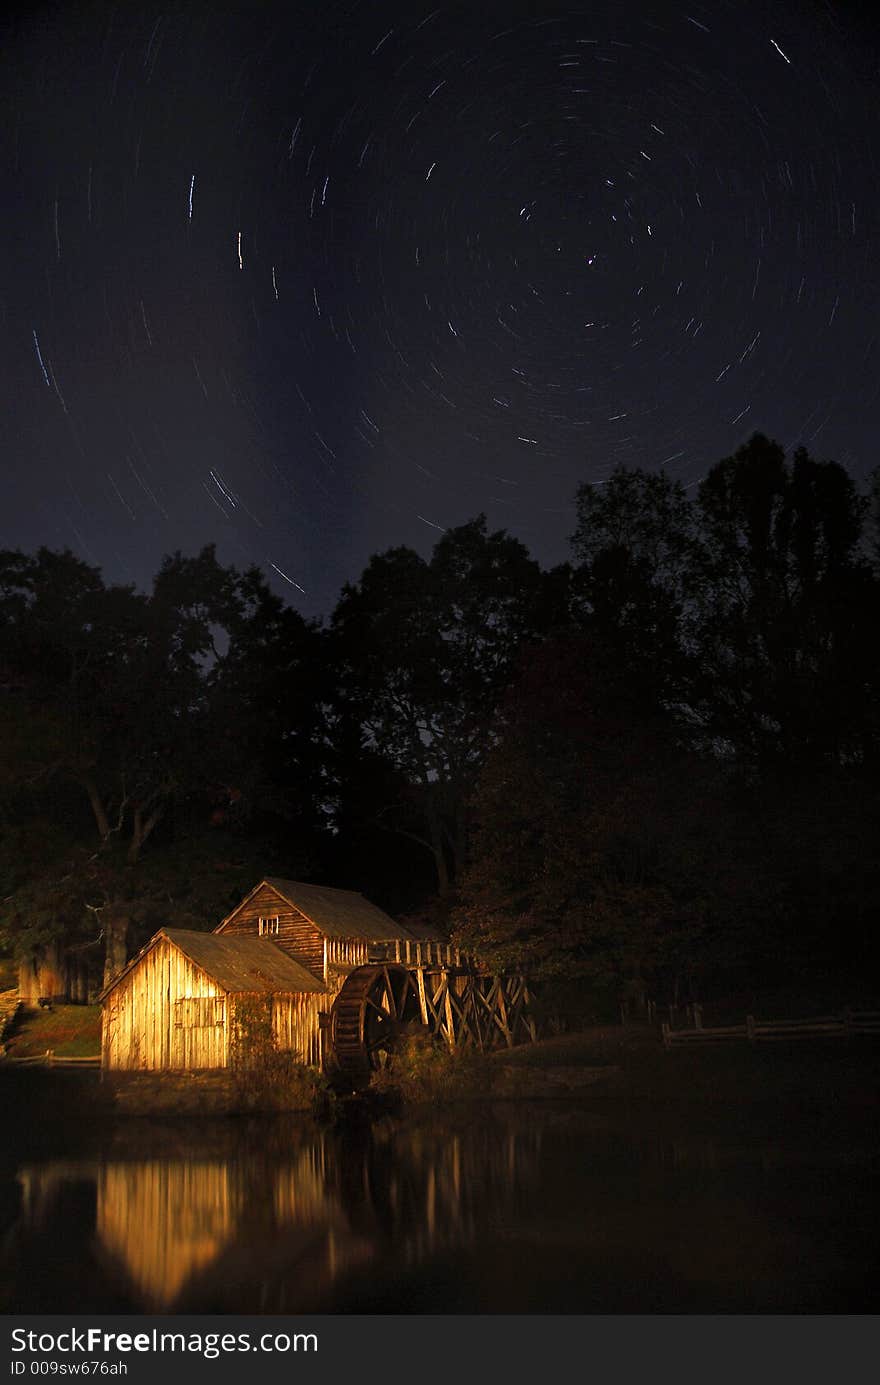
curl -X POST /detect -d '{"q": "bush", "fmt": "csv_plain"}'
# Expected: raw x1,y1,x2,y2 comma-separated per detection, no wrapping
529,978,622,1033
228,995,333,1114
368,1033,497,1105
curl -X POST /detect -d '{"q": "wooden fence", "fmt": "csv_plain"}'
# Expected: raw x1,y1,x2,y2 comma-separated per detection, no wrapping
0,995,22,1044
662,1009,880,1049
3,1050,101,1067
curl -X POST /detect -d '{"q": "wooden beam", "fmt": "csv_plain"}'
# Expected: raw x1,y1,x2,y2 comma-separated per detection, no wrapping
443,983,456,1049
415,965,429,1027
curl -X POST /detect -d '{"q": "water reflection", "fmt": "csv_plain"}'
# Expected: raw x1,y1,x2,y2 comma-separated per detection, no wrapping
2,1108,876,1313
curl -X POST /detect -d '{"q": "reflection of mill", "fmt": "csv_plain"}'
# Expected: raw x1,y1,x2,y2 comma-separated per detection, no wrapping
323,1118,543,1270
99,1162,244,1307
95,1149,361,1308
11,1116,543,1312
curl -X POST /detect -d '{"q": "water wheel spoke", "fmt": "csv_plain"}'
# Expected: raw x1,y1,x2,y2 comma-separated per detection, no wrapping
380,968,400,1019
365,995,393,1021
395,975,417,1017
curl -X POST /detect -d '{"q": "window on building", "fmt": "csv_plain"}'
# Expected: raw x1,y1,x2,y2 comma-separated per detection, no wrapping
173,997,226,1028
258,916,280,936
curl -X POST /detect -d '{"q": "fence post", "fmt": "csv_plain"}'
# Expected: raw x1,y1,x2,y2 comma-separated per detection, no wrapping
746,1015,756,1044
693,1003,703,1031
661,1022,671,1050
842,1007,852,1039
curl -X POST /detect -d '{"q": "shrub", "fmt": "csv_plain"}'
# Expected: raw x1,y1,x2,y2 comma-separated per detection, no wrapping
228,995,332,1114
369,1033,497,1105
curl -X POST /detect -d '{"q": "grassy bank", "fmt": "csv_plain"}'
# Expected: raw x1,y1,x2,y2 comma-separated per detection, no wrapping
0,1059,332,1121
106,1063,333,1117
489,1024,880,1140
2,1003,101,1058
364,1022,880,1148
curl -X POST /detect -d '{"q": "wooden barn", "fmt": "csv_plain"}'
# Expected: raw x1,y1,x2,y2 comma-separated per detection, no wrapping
100,879,415,1072
99,927,327,1070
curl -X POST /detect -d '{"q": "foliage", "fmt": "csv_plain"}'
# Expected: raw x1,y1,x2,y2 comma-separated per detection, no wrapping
690,435,879,771
0,542,318,858
570,466,695,711
571,465,696,589
2,429,878,1011
736,770,880,980
570,436,880,773
228,994,331,1113
532,434,880,999
368,1032,496,1105
0,544,320,986
204,583,327,837
0,786,310,997
328,515,563,893
454,636,767,1000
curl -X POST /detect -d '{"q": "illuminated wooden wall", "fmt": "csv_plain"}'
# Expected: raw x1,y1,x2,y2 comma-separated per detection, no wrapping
101,935,325,1070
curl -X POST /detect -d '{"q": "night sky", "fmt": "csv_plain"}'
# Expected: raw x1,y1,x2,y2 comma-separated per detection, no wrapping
4,0,880,621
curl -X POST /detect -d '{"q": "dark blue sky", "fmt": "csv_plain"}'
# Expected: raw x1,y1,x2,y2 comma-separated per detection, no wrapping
4,0,880,619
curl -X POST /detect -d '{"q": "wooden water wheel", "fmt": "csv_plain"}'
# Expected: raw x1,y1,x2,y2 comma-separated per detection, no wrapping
329,963,426,1090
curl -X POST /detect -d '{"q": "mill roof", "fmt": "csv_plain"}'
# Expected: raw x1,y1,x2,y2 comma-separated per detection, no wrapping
98,928,325,1001
217,877,415,942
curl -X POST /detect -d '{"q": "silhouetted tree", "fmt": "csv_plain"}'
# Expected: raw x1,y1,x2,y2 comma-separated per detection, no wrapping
328,517,562,894
692,434,879,772
0,545,318,988
570,466,694,713
453,637,755,1010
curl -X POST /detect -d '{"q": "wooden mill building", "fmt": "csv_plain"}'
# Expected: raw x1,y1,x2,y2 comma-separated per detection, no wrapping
213,877,416,991
99,878,416,1072
100,877,536,1077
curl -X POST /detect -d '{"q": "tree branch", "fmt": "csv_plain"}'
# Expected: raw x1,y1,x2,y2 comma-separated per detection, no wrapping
80,774,111,841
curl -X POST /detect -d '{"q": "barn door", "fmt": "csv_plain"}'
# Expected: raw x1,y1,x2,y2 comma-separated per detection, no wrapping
170,997,228,1068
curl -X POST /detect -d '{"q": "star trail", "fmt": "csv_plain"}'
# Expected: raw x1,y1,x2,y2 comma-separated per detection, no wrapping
4,0,879,616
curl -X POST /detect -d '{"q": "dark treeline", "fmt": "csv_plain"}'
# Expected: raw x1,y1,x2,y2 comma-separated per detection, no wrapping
2,433,879,1014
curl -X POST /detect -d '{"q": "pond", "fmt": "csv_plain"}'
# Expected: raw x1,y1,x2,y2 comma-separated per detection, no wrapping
2,1091,876,1313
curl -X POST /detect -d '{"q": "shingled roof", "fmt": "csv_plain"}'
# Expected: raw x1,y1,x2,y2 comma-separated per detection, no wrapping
218,877,415,942
99,928,325,1001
